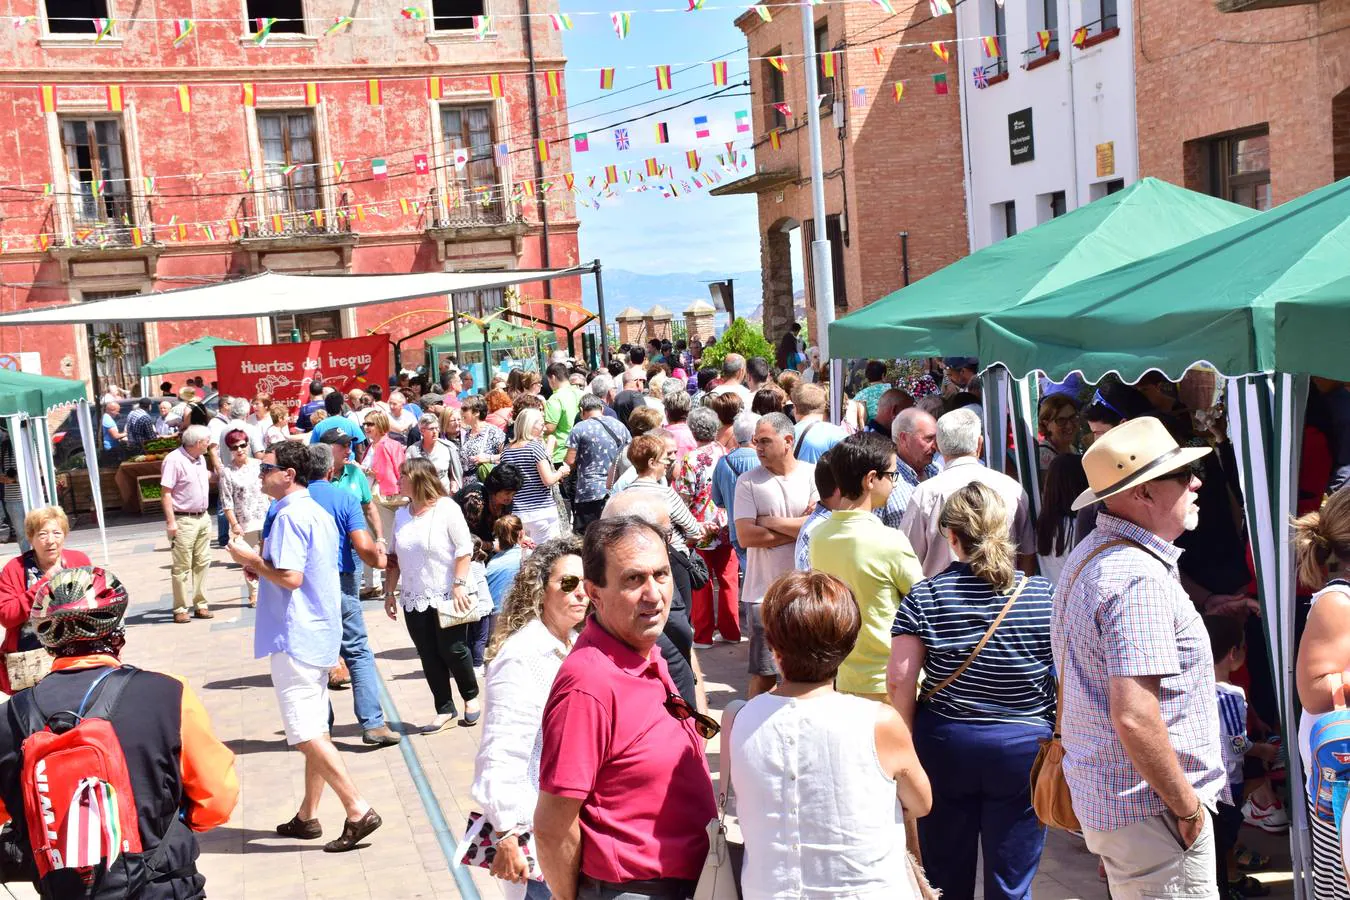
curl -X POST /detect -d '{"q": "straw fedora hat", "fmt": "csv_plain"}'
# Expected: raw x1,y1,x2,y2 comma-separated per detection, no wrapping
1072,416,1211,511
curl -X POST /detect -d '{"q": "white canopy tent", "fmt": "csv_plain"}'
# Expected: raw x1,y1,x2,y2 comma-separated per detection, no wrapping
0,266,593,326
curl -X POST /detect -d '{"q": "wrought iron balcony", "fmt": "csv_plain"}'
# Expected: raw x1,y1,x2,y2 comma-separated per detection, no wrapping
239,190,353,239
51,192,156,249
425,189,524,230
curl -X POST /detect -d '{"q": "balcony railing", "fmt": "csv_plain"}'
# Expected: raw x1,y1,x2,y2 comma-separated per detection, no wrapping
425,188,523,229
240,190,353,239
51,192,156,249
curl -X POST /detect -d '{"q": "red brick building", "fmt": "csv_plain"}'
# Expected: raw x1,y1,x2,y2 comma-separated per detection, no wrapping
1134,0,1350,210
711,0,969,346
0,0,582,395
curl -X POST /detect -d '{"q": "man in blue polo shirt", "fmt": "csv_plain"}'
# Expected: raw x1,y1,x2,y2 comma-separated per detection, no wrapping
226,440,381,852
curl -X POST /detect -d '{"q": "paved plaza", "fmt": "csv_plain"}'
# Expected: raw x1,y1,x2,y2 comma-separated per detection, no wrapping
0,517,1297,900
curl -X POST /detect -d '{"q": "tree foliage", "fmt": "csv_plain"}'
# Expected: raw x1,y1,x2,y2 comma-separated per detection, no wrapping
698,318,774,370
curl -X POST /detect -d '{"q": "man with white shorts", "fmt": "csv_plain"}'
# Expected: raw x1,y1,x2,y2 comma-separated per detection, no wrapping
227,439,382,853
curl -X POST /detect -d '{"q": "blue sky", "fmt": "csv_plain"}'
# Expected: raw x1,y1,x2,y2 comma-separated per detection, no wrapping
554,0,763,275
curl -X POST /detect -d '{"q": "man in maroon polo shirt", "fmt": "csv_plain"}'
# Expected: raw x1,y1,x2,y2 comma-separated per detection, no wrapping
535,515,717,900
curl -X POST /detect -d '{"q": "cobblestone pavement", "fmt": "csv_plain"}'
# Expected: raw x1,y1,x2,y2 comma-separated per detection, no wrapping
0,517,1297,899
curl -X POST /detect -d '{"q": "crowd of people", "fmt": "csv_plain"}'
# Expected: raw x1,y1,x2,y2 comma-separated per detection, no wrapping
4,333,1350,900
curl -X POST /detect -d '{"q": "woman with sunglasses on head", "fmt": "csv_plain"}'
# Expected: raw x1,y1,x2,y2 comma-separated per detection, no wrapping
471,535,586,900
731,570,932,900
219,428,269,608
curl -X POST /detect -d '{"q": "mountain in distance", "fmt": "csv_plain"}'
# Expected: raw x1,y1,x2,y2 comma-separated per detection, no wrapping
580,269,762,323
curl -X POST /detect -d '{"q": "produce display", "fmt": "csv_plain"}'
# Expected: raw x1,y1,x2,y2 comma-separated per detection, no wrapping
139,482,164,501
130,435,181,463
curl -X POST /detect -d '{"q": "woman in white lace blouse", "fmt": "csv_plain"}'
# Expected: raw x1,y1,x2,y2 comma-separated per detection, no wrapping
470,535,587,900
384,457,481,734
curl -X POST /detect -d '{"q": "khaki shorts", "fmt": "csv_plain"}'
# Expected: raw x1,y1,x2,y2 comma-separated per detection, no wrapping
1083,809,1218,900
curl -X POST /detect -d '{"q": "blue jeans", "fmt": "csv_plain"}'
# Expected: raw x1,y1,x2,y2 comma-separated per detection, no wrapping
338,561,385,730
4,499,28,552
912,707,1050,900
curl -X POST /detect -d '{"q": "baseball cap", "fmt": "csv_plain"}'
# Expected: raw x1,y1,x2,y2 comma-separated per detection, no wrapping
319,429,352,446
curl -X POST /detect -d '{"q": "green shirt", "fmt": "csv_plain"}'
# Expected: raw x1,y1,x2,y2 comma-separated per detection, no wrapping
333,461,372,506
809,509,923,695
544,383,583,463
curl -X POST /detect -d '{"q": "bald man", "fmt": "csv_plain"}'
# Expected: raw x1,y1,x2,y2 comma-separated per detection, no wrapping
602,491,701,708
868,388,915,438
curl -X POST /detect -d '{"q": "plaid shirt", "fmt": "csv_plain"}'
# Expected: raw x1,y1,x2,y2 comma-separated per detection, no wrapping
877,458,940,530
1052,512,1224,832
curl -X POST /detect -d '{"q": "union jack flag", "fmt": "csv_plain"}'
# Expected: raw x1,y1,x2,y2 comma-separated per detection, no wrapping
973,66,989,89
614,127,631,150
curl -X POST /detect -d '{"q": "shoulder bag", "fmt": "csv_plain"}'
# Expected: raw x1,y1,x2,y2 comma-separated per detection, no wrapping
695,699,745,900
918,575,1030,704
1029,538,1133,831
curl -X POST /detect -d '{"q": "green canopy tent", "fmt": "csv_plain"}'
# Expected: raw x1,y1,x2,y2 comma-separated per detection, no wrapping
0,368,107,561
140,336,245,377
970,176,1350,900
829,179,1256,515
424,318,558,386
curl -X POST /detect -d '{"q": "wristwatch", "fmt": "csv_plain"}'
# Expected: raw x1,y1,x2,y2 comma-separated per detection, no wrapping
453,578,469,587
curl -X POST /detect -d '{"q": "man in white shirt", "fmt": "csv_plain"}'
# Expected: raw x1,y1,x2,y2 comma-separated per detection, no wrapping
710,354,753,404
899,408,1036,577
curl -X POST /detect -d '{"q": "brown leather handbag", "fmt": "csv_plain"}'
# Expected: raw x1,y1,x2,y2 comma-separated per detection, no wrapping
1030,538,1132,831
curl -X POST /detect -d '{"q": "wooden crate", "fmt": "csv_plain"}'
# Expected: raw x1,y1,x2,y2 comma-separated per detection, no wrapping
63,468,123,513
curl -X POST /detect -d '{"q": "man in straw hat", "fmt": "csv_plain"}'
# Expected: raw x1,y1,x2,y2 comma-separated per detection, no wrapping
1053,416,1225,899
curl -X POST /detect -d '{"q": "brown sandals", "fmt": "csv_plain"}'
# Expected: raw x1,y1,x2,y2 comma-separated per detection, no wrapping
323,808,382,853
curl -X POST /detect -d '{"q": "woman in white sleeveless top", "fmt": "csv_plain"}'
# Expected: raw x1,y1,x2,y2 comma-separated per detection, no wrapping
1294,488,1350,900
730,571,931,899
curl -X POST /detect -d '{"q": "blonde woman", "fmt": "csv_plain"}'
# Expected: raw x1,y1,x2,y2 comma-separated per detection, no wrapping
384,457,481,733
361,410,406,596
470,536,586,899
1294,487,1350,900
887,481,1056,900
498,408,569,545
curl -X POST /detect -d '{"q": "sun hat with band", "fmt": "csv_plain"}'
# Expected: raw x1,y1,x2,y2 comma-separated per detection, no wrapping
1071,416,1211,512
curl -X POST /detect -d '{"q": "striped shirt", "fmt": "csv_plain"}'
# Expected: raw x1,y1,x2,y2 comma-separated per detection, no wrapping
892,562,1056,726
1053,512,1224,831
1216,682,1249,793
499,442,554,512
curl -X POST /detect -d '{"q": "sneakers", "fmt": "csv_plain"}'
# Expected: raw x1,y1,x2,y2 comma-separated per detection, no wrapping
1242,797,1290,833
362,725,402,746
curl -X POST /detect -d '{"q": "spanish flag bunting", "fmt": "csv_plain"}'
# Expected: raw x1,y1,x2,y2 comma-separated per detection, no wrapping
325,15,353,35
40,85,55,113
655,65,672,90
241,82,256,106
228,218,241,237
175,220,188,241
398,198,411,216
546,70,562,98
355,204,366,222
172,18,195,45
522,180,535,197
1037,29,1051,50
1071,25,1088,47
599,68,615,89
564,173,575,189
768,56,787,72
37,234,49,251
930,41,949,62
304,82,320,105
893,81,904,101
769,129,781,150
130,226,143,247
271,213,284,232
753,4,771,20
820,52,836,78
401,6,426,19
106,85,124,112
981,35,1000,57
548,13,573,29
428,76,443,99
604,164,618,183
313,208,325,227
655,122,669,144
686,150,700,170
367,79,382,105
711,61,728,85
489,73,504,98
645,158,660,176
537,138,550,162
873,47,885,65
176,85,191,113
93,17,114,42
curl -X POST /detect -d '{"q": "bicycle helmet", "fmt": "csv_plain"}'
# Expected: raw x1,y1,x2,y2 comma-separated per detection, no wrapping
29,566,129,651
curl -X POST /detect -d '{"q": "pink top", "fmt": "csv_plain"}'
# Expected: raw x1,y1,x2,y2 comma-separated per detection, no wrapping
539,619,716,883
159,446,210,513
666,422,698,464
365,436,406,497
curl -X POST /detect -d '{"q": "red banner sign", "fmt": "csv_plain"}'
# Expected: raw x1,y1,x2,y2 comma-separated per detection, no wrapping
213,334,390,411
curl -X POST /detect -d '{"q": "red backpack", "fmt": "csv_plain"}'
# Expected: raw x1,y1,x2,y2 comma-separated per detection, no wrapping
10,667,147,897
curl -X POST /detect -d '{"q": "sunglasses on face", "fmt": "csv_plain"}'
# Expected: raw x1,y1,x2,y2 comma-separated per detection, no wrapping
258,463,282,475
1161,461,1205,484
228,443,248,451
556,574,581,592
663,691,721,739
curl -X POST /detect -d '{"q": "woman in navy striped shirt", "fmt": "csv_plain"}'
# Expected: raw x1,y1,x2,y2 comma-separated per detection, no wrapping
888,481,1055,900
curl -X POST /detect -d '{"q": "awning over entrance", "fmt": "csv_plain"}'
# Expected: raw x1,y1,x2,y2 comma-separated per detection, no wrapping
0,267,590,326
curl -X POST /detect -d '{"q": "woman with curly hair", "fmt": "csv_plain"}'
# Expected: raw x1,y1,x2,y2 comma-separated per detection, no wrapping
485,388,514,432
471,535,587,899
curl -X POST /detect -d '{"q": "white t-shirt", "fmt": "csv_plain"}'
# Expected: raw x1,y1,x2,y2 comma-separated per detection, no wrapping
734,462,818,605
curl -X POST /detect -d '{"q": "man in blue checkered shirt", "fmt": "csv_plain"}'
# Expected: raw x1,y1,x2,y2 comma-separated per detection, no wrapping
1053,417,1225,900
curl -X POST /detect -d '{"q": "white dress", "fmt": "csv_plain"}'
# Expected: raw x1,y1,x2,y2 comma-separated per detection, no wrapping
731,692,916,900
